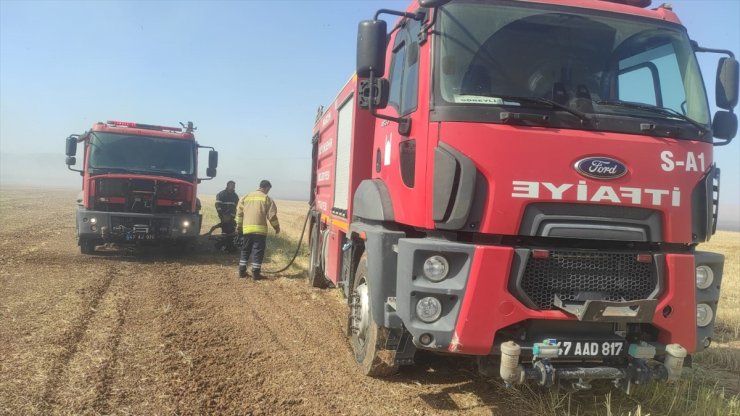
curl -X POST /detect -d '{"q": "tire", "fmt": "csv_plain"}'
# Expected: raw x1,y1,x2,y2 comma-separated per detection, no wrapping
307,220,328,288
79,237,95,254
349,253,398,377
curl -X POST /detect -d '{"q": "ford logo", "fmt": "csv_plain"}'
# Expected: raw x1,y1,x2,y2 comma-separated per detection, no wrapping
574,157,627,180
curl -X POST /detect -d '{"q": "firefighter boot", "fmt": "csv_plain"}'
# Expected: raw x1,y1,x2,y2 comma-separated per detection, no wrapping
238,268,248,278
252,269,263,280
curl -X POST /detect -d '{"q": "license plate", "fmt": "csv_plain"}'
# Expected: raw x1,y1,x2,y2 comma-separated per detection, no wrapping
558,341,625,357
134,234,155,240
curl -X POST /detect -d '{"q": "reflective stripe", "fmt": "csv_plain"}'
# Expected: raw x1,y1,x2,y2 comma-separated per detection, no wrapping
244,196,267,202
217,201,237,205
242,224,268,234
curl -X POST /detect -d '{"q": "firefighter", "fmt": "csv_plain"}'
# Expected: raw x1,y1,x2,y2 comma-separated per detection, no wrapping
235,180,280,279
208,180,239,251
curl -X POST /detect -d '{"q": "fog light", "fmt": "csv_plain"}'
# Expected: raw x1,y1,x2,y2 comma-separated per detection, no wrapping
416,296,442,323
419,333,433,346
90,217,97,224
695,265,714,290
423,255,449,282
696,304,714,327
90,224,98,232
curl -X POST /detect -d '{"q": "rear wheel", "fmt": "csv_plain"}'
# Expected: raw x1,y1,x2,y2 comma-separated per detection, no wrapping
349,253,398,377
307,220,328,288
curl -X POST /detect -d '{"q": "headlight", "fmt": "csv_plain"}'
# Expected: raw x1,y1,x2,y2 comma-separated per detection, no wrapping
423,255,449,282
416,296,442,323
696,304,714,327
90,217,97,224
696,265,714,290
182,220,190,228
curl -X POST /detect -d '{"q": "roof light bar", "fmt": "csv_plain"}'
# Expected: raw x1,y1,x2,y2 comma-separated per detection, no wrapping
106,120,183,132
107,120,137,128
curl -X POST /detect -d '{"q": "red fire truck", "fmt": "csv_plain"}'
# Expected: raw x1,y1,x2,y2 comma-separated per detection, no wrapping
65,120,218,254
308,0,738,390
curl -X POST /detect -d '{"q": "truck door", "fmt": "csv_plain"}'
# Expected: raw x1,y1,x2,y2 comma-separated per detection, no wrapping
375,16,428,226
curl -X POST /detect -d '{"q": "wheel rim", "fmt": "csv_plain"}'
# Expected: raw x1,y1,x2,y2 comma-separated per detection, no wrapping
352,278,371,348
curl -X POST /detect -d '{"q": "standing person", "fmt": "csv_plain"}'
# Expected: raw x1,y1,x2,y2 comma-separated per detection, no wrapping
208,180,239,251
235,180,280,279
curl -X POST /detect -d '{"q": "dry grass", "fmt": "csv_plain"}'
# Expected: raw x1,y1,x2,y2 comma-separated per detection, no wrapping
199,197,311,275
703,231,740,340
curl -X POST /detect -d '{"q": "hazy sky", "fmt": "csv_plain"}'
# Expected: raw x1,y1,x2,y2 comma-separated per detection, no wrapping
1,0,738,214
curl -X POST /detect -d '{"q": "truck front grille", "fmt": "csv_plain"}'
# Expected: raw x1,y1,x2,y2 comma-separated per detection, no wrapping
520,250,657,310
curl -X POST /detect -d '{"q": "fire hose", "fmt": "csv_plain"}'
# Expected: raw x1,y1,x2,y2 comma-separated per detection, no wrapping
208,207,313,275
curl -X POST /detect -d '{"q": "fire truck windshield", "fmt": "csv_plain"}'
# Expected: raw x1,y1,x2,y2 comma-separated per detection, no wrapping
87,132,195,178
434,1,711,129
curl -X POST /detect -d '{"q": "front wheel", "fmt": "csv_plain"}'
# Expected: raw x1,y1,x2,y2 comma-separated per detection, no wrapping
349,253,398,377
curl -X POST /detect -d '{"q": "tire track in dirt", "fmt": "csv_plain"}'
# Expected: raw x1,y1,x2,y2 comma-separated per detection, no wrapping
92,296,130,415
237,278,415,414
248,309,290,352
157,263,241,414
157,263,193,414
39,263,119,412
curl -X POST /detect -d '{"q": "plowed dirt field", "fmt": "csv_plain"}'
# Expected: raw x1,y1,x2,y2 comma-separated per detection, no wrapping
1,187,737,416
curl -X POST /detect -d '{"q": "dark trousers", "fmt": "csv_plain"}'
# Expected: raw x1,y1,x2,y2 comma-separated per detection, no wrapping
221,219,236,234
239,234,266,273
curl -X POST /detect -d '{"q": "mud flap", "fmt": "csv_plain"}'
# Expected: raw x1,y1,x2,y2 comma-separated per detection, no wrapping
385,328,416,366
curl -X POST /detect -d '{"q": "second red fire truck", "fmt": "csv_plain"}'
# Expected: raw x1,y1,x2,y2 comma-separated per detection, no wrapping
308,0,737,391
65,120,218,253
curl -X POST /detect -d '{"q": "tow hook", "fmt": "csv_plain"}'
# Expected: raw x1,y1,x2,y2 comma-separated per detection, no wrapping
532,360,556,387
531,339,559,387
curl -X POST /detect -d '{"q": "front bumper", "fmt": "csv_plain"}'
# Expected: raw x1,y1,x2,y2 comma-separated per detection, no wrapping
76,208,200,243
393,239,723,356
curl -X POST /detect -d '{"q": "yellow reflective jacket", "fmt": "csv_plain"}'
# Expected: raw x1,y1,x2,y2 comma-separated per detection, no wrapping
235,189,280,235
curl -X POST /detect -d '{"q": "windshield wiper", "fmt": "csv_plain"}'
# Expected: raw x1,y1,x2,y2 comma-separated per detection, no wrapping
494,94,592,124
596,100,709,133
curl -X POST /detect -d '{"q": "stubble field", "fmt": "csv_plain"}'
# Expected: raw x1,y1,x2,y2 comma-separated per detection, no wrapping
0,186,738,415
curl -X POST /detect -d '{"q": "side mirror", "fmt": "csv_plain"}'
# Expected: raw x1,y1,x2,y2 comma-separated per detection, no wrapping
359,78,390,110
716,57,739,110
357,20,387,78
66,156,76,166
208,150,218,169
65,136,77,157
206,167,217,178
712,110,737,143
